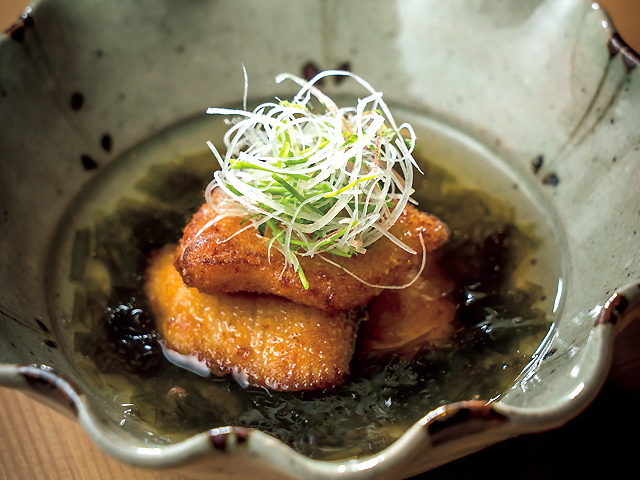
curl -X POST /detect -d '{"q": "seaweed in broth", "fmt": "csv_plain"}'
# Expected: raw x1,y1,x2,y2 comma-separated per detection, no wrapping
58,113,557,460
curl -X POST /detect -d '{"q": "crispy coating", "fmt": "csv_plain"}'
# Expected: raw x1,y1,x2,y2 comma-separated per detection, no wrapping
175,189,450,312
145,245,360,391
359,259,460,361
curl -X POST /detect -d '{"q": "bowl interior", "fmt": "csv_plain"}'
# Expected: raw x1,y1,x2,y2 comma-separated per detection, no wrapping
1,0,639,477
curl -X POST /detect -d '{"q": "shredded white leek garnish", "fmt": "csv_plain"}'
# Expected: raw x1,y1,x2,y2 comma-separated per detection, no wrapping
205,70,422,289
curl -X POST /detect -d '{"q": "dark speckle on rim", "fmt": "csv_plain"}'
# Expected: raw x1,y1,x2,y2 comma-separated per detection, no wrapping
236,428,250,444
81,154,98,170
427,402,507,447
596,292,630,326
608,33,624,57
210,433,227,451
208,428,250,451
101,134,112,152
70,92,85,110
541,172,559,186
21,365,78,416
35,318,50,333
621,49,639,70
5,11,34,42
531,155,544,174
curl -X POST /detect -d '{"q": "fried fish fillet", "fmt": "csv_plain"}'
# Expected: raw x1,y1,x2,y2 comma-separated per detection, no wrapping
145,245,360,391
359,259,460,361
175,188,450,312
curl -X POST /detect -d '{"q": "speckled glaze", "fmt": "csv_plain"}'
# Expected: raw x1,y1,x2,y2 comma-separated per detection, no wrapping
0,1,639,479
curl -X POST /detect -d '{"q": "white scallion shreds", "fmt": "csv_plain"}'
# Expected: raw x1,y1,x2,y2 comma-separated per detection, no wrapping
204,70,422,287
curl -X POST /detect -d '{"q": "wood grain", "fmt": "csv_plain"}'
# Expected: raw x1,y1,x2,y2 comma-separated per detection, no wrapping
0,388,188,480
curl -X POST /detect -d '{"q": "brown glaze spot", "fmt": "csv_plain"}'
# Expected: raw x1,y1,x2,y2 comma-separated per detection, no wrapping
235,427,250,444
541,172,559,186
596,292,629,326
70,92,84,110
208,428,250,451
5,13,34,43
210,433,227,451
44,339,57,348
334,62,351,84
21,365,78,415
427,402,507,447
608,33,639,71
531,155,544,174
302,62,352,84
302,62,322,84
81,154,98,170
621,49,639,71
608,33,624,57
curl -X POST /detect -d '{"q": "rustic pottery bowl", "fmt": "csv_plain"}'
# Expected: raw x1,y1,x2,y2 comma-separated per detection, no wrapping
1,0,639,479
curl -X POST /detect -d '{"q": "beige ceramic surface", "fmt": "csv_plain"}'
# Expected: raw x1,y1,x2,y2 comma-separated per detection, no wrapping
1,1,639,479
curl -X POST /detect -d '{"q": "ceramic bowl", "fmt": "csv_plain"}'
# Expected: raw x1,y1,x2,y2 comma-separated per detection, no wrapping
1,1,639,479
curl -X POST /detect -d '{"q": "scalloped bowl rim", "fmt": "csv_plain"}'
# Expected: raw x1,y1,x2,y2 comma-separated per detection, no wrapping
0,0,639,478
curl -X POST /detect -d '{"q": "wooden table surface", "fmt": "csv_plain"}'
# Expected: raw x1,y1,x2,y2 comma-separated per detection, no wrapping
1,1,639,479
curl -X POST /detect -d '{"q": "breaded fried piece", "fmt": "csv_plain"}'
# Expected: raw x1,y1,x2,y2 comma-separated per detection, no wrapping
145,245,360,391
175,188,450,312
358,259,460,361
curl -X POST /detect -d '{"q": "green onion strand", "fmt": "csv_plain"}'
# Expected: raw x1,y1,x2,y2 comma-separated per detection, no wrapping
205,70,420,288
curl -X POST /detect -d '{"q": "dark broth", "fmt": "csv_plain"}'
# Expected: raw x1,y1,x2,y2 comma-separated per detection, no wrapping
48,111,560,460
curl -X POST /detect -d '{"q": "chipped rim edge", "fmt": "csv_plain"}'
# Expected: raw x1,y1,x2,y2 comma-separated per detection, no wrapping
0,0,639,478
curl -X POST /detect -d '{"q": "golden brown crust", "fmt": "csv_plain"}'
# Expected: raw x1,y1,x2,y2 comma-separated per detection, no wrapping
145,245,360,391
175,189,450,312
359,259,460,361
